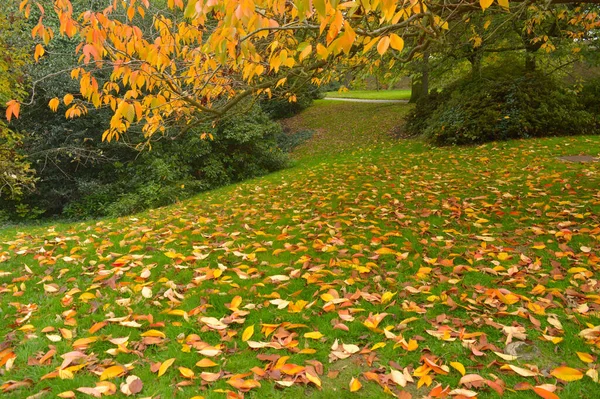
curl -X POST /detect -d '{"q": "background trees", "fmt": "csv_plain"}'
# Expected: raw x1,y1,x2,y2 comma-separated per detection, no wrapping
2,0,599,221
0,5,36,201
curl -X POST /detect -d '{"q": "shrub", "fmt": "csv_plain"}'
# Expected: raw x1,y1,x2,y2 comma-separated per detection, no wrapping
9,102,289,220
407,67,597,146
403,89,448,137
260,81,320,119
580,77,600,125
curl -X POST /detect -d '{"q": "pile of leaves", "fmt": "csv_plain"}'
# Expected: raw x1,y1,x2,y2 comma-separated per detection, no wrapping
1,101,600,399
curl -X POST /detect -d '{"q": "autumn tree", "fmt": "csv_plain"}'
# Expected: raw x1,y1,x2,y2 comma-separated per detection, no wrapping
6,0,600,146
0,5,36,199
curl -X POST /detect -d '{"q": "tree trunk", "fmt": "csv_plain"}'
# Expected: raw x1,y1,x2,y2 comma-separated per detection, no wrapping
409,75,423,103
525,51,536,72
409,51,430,103
469,50,483,77
421,50,430,98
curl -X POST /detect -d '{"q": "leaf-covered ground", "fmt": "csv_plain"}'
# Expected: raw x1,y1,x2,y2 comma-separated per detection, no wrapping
1,100,600,399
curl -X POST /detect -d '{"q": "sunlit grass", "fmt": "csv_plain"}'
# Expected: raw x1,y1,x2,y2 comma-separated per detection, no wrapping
1,101,599,398
324,89,411,100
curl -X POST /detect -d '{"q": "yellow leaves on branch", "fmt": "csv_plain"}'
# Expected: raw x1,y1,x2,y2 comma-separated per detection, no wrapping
480,0,494,11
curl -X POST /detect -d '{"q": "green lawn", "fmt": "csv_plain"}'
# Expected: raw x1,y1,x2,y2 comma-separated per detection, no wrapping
324,89,411,100
1,101,600,399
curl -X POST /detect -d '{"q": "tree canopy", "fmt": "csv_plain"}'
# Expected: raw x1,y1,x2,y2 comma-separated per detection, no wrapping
5,0,600,145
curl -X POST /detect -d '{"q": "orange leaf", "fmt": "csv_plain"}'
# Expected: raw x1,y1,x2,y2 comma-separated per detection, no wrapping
533,386,560,399
377,36,390,56
5,100,20,122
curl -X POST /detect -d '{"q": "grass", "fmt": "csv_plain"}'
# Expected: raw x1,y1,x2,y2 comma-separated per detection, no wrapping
324,89,411,100
1,101,600,399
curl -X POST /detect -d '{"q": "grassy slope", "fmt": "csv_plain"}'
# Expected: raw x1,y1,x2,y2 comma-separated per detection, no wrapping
1,101,600,399
324,89,411,100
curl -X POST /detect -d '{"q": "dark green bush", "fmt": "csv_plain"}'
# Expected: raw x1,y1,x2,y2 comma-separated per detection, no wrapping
62,105,289,218
2,102,289,221
407,67,597,146
580,77,600,124
403,89,448,137
260,82,320,119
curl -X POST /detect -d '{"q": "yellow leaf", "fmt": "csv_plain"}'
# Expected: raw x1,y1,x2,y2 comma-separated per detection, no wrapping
306,370,322,387
450,362,466,376
316,43,328,60
576,352,594,363
229,295,242,310
196,358,218,368
63,94,74,106
500,364,538,377
381,291,396,304
497,0,509,9
389,34,404,52
141,329,166,338
242,325,254,342
48,98,60,112
480,0,493,10
350,377,362,392
375,247,396,255
100,365,126,380
34,44,45,62
550,366,584,382
299,44,312,61
158,358,175,377
304,331,324,340
314,0,327,17
497,252,510,261
179,367,195,378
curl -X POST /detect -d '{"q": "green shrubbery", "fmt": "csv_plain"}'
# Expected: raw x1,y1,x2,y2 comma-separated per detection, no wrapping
260,82,321,119
1,103,289,221
406,67,598,145
580,77,600,125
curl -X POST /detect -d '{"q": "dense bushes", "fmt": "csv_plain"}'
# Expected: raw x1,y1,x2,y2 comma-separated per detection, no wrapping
580,77,600,124
260,81,321,119
406,67,598,145
1,103,289,221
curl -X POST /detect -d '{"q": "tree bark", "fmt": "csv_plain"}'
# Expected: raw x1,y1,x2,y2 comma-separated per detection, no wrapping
525,51,536,72
410,75,423,103
421,50,430,98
